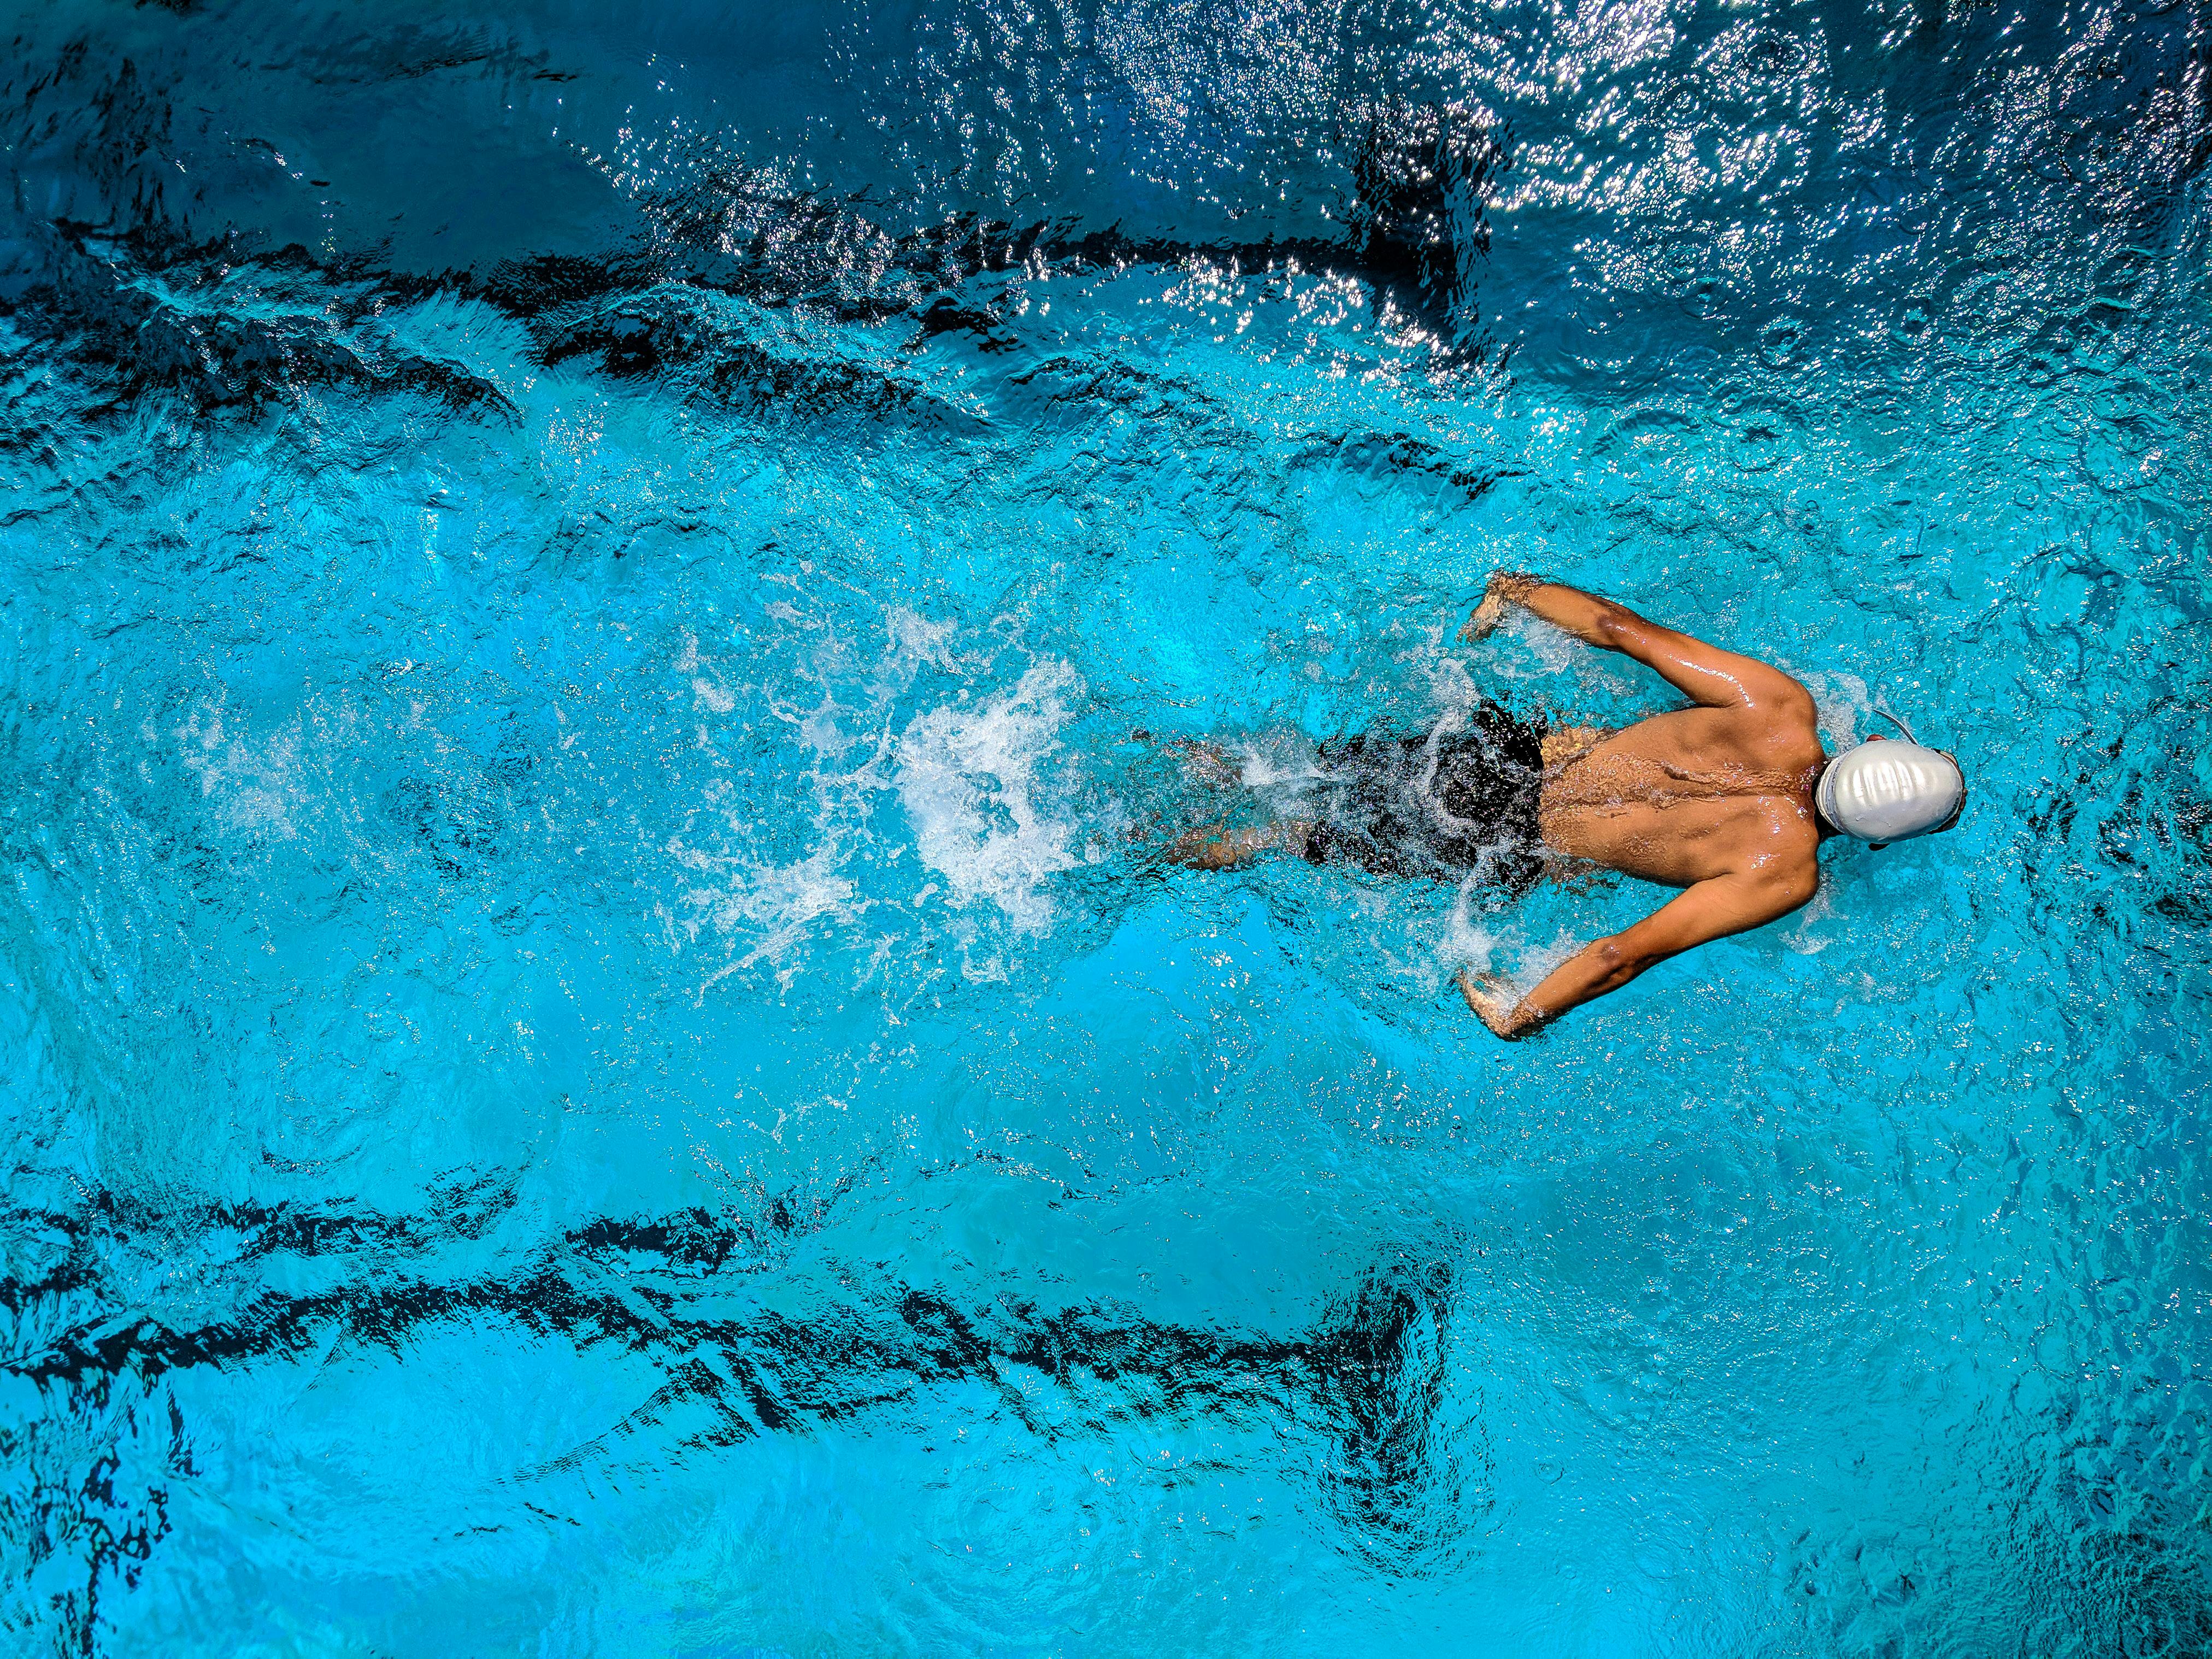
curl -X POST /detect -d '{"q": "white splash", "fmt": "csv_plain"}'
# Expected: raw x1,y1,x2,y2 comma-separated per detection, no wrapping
1508,611,1582,673
1437,879,1502,975
895,660,1083,935
1798,670,1867,750
1780,880,1837,955
177,703,308,838
675,843,864,991
884,605,961,670
1231,734,1322,792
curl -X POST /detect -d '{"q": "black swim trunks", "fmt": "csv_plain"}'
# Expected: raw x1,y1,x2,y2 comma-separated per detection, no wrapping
1304,702,1550,895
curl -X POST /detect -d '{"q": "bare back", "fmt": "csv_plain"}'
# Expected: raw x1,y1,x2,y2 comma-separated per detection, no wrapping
1539,704,1827,889
1454,575,1834,1038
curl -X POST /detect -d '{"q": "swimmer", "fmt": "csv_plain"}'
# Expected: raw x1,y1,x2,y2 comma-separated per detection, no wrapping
1170,572,1966,1038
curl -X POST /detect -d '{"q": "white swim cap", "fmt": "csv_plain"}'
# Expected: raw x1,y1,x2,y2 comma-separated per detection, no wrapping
1815,739,1964,843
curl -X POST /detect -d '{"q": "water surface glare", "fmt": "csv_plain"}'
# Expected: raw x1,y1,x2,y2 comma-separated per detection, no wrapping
1,1,2209,1654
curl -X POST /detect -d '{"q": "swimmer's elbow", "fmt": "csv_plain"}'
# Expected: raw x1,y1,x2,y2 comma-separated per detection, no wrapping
1590,603,1644,651
1773,683,1820,725
1763,867,1820,914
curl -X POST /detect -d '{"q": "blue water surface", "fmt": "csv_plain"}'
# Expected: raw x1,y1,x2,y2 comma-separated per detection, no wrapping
2,2,2208,1654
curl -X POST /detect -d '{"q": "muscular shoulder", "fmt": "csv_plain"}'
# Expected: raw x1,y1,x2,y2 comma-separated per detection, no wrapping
1702,699,1822,772
1745,666,1817,720
1744,674,1823,766
1742,827,1822,914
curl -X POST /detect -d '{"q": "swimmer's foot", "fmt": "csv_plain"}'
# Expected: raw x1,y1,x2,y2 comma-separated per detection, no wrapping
1167,819,1313,870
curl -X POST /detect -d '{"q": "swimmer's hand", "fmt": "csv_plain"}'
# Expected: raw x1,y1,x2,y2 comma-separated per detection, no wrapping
1461,570,1544,642
1457,970,1532,1040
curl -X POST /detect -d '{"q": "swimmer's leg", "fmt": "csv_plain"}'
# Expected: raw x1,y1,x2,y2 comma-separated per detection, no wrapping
1118,737,1246,853
1166,819,1315,870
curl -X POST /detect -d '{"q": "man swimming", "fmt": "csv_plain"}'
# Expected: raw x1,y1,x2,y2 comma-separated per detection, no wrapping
1173,572,1966,1039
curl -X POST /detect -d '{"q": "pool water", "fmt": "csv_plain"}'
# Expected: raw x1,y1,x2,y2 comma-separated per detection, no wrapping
2,2,2208,1653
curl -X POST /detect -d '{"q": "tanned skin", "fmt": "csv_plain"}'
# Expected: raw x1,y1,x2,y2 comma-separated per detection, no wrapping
1167,572,1846,1034
1451,573,1827,1038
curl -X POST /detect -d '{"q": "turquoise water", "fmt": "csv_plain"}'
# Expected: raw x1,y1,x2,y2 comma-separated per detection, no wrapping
2,2,2208,1653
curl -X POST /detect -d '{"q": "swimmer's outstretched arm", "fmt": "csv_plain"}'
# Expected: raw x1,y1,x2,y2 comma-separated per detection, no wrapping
1463,573,1813,715
1457,867,1815,1039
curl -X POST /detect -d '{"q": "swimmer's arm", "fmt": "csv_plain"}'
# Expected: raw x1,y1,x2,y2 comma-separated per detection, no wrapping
1457,871,1811,1039
1463,574,1810,713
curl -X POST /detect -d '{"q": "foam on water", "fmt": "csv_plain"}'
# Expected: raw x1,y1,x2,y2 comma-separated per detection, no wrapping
896,657,1086,941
